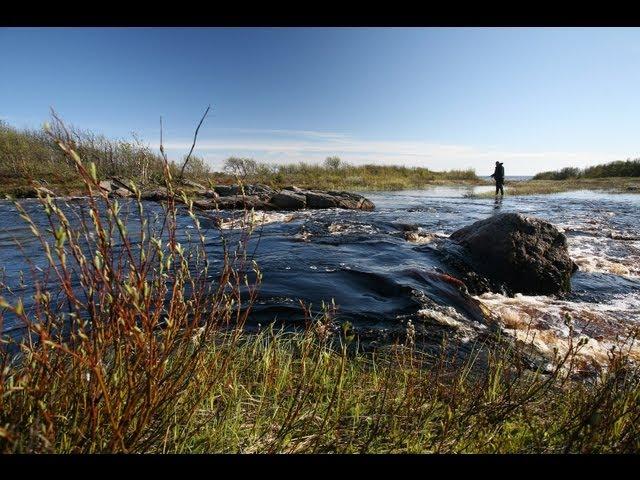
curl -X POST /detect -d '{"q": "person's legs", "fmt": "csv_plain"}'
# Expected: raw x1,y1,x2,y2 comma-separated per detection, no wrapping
499,183,504,195
495,183,499,195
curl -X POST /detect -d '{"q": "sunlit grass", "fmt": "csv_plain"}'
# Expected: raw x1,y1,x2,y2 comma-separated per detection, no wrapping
468,177,640,198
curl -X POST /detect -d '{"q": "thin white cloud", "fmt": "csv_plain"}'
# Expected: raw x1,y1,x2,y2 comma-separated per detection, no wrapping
209,127,350,141
158,132,632,175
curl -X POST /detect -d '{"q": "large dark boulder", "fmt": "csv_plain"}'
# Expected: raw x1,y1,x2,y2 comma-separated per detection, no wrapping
441,213,577,296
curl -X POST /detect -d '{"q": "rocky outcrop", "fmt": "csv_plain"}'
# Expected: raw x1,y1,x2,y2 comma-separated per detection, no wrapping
270,191,307,210
110,177,136,193
182,179,207,190
213,185,240,197
89,180,374,212
439,213,578,296
191,184,374,212
113,187,133,198
328,191,375,211
306,191,339,209
139,188,169,201
194,195,272,211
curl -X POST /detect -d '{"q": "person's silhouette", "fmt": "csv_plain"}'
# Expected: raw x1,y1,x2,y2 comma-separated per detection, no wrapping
490,161,505,196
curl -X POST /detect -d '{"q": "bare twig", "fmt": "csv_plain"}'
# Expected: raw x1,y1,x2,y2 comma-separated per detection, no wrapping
179,105,211,181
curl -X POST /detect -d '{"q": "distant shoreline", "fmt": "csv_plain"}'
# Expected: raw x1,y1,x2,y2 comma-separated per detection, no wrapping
471,176,640,197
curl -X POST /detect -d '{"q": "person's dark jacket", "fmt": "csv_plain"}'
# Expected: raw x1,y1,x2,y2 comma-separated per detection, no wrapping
491,163,505,182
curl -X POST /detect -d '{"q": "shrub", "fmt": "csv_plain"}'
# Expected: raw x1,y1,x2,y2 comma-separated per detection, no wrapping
324,156,342,170
0,115,261,452
222,157,258,179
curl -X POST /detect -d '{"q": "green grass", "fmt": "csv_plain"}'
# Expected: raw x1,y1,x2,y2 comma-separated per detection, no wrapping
469,177,640,198
153,327,640,454
0,120,481,197
0,119,209,197
242,162,481,192
534,159,640,180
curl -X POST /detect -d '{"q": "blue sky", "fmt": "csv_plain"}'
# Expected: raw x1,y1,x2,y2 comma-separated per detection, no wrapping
2,27,640,174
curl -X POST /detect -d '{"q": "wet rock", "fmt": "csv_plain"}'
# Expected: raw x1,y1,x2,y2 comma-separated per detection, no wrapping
112,187,133,198
194,195,272,210
305,190,375,210
246,184,276,198
199,189,219,199
110,177,136,193
140,187,169,201
404,231,436,244
283,185,305,194
182,179,207,190
187,184,374,212
306,191,339,209
98,180,114,192
441,213,578,296
213,185,240,197
329,191,375,211
270,191,307,210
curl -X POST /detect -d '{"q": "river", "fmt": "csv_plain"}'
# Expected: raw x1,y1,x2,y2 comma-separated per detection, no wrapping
1,186,639,370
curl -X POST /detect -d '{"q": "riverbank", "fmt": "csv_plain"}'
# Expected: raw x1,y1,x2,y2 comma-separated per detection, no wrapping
0,120,483,198
469,177,640,198
0,170,486,199
3,323,638,453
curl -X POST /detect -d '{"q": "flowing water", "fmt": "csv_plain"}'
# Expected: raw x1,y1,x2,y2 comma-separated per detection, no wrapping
1,186,639,370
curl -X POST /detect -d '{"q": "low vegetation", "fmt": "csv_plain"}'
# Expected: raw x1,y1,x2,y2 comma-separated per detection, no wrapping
534,159,640,180
0,120,209,197
222,157,479,191
0,120,479,197
1,116,639,453
470,177,640,198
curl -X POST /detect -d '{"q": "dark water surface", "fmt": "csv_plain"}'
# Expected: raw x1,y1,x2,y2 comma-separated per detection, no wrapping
1,186,639,366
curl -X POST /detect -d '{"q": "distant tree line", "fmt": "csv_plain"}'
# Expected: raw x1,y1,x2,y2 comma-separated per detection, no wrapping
0,120,478,194
533,159,640,180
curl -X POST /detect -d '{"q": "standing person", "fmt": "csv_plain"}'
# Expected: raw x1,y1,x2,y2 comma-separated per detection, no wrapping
490,161,505,196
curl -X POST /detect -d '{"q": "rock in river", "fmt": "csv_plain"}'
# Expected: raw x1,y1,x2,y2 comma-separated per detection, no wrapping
270,191,307,210
439,213,578,296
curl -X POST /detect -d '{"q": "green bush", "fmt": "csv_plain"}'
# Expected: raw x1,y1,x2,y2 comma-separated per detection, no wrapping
534,160,640,180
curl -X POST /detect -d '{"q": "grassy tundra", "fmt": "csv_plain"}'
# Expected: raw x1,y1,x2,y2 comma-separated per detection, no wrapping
0,121,479,197
1,117,639,453
471,177,640,198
